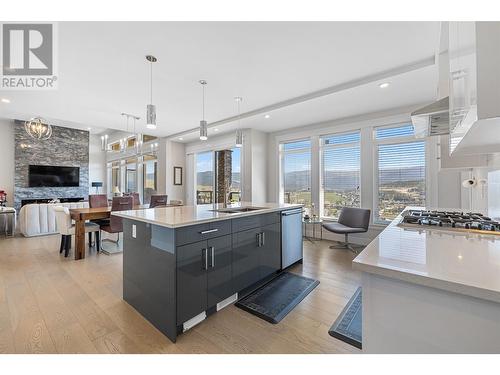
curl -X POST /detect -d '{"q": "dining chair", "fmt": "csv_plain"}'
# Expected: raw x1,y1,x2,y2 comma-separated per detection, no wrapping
89,194,108,208
99,196,133,254
89,194,110,227
54,206,100,257
124,192,141,206
149,195,168,208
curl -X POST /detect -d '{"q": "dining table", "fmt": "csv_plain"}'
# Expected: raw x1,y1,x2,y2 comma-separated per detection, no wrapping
69,204,151,260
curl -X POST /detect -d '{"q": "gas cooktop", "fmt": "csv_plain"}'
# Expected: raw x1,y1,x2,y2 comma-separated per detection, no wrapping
399,209,500,234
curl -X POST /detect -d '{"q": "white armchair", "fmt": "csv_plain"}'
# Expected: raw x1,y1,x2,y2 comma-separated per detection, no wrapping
54,206,100,257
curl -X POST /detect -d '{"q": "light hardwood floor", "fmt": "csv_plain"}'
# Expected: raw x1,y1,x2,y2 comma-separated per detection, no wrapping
0,234,361,354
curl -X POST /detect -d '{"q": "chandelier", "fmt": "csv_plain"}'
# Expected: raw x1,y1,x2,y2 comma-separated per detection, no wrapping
24,117,52,140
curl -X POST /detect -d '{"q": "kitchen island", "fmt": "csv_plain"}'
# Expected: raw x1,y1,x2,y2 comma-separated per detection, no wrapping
113,202,303,342
353,207,500,353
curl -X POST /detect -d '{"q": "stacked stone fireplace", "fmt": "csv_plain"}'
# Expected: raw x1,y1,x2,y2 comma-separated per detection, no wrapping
13,122,89,211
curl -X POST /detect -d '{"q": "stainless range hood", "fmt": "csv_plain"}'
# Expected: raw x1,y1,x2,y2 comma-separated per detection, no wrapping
410,97,450,138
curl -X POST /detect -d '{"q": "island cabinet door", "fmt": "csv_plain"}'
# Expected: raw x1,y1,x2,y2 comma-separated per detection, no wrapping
232,227,262,292
259,222,281,278
206,234,234,307
176,240,209,324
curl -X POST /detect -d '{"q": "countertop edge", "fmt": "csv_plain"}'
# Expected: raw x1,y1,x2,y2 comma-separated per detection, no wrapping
352,259,500,304
112,205,303,229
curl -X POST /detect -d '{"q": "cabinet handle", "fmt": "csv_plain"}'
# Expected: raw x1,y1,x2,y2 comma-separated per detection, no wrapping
256,233,261,247
209,246,215,268
261,232,265,246
200,229,218,234
202,248,208,270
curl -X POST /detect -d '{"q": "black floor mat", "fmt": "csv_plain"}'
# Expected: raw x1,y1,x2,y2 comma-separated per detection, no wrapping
329,287,362,349
235,272,319,324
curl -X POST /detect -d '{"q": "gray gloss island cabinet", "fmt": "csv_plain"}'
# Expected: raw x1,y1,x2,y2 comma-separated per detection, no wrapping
115,204,302,343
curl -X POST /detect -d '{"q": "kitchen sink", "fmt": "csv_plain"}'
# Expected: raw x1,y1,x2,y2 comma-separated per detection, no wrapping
211,206,266,214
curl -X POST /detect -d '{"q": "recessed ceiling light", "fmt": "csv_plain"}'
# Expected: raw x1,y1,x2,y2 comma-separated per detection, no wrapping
379,82,390,89
264,114,270,119
87,127,91,130
1,98,10,103
178,137,183,141
214,128,219,132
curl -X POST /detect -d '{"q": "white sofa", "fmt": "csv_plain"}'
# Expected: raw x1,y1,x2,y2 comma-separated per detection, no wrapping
19,202,89,237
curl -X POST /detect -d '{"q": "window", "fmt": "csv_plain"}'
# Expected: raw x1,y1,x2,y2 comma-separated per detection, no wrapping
125,158,137,193
281,139,311,211
375,124,425,223
196,151,214,204
143,154,157,204
229,147,241,203
110,161,121,195
321,131,360,218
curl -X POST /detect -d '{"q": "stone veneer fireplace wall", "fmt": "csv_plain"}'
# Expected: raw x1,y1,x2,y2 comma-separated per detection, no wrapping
14,122,89,211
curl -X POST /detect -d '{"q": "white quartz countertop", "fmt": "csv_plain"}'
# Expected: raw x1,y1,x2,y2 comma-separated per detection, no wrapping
112,202,303,229
353,207,500,303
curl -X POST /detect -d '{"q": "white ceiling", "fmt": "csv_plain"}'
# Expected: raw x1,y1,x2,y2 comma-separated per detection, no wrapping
0,21,440,140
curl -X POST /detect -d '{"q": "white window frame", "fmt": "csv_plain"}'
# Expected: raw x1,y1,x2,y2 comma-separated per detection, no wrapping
319,129,362,219
373,123,427,224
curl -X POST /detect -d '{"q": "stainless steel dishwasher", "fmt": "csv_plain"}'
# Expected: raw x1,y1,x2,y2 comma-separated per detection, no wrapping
281,208,304,269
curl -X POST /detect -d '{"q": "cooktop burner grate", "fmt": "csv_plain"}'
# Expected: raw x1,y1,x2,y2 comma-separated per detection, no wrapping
400,209,500,233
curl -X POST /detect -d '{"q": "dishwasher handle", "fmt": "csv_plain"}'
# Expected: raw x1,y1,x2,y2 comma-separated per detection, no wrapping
281,209,303,216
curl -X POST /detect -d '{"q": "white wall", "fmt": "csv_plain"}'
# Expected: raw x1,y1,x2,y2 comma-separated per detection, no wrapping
0,118,15,207
88,134,107,195
165,140,186,202
249,129,268,204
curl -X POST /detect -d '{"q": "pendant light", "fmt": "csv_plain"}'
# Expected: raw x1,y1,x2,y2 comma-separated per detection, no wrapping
24,117,52,140
199,80,208,140
146,55,157,130
134,115,143,155
100,134,108,151
120,114,130,153
235,97,243,147
121,112,141,155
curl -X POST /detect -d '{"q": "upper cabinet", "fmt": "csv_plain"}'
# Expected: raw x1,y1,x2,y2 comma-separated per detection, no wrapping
449,22,500,155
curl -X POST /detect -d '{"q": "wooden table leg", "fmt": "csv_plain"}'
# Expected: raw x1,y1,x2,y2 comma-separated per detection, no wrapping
74,217,86,260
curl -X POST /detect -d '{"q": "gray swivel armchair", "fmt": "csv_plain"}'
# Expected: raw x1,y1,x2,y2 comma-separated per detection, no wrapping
322,207,371,253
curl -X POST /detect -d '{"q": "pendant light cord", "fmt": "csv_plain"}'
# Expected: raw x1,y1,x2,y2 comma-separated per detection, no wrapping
202,83,205,120
237,98,241,126
150,61,153,104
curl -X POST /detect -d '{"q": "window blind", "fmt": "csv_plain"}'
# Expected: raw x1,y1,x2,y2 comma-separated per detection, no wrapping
375,124,425,222
375,124,414,140
281,139,311,208
321,131,360,218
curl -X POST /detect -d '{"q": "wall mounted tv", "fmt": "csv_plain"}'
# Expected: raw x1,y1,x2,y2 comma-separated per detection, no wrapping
28,165,80,187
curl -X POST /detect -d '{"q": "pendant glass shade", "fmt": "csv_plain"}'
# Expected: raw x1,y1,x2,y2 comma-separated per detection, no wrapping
101,134,108,151
146,104,156,129
24,117,52,140
199,120,208,141
235,129,243,147
136,133,143,154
